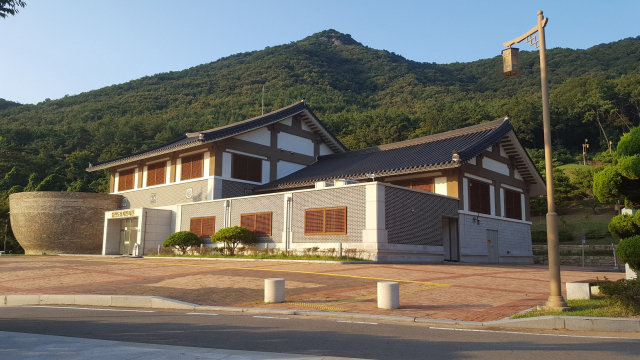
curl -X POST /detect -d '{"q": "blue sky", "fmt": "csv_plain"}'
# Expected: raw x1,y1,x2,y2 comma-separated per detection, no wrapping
1,0,639,104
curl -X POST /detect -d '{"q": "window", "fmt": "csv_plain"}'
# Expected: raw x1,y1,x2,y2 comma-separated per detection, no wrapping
118,169,135,192
190,217,215,237
240,212,272,236
181,153,204,181
390,178,434,193
468,179,491,215
304,207,347,235
146,161,166,187
504,189,522,220
231,153,262,183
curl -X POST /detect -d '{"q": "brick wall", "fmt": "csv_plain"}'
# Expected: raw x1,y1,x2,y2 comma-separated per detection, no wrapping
121,179,209,209
459,212,532,262
384,186,458,246
291,186,366,243
229,194,284,244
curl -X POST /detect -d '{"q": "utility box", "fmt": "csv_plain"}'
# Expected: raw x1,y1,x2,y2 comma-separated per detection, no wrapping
502,47,520,77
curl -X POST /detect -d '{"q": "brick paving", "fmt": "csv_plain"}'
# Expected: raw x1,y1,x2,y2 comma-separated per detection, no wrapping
0,256,625,321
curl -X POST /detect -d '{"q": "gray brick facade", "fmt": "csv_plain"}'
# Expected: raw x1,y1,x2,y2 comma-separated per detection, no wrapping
291,186,366,243
385,186,459,246
121,179,210,209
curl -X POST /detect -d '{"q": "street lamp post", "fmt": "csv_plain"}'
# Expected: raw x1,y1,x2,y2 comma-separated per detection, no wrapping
502,11,567,309
583,139,589,165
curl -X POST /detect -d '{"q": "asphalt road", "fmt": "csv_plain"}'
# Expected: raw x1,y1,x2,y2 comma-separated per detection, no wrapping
0,306,639,359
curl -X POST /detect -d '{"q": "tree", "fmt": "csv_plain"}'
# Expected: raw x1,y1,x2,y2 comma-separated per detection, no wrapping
211,226,254,256
593,126,640,205
162,231,202,255
0,1,26,19
615,235,640,272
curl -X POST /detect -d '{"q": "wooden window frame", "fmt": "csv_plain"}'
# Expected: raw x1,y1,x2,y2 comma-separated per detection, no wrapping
146,161,167,187
181,153,204,181
117,169,135,192
240,212,272,236
231,153,262,183
304,207,347,235
468,179,491,215
389,178,434,193
504,188,522,220
190,216,215,237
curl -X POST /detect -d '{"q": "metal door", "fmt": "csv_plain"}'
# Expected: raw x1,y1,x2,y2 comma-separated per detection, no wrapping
487,230,499,263
443,218,460,262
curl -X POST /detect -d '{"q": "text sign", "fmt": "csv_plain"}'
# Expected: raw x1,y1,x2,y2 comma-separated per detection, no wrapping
111,210,135,218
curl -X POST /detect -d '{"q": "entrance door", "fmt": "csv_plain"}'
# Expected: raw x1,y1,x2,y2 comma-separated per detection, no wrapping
119,218,139,255
443,218,460,262
487,230,499,263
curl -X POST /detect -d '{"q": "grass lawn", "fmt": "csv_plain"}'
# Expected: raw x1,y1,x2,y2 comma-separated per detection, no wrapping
148,253,369,261
558,164,592,182
530,201,619,245
511,298,634,319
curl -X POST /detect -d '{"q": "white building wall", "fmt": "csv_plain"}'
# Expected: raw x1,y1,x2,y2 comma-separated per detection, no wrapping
277,132,314,157
234,127,271,146
319,143,333,156
277,161,305,179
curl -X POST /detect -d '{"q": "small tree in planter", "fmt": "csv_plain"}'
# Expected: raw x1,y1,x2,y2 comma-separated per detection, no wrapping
211,226,254,255
162,231,202,255
616,235,640,279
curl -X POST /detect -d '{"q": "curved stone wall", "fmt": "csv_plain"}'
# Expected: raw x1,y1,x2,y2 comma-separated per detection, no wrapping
9,192,123,255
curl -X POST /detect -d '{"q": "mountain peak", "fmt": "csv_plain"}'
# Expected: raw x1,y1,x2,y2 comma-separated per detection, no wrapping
304,29,362,46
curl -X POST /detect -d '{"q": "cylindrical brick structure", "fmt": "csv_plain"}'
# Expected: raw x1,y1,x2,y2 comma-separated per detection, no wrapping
9,192,122,255
377,281,400,309
264,278,285,303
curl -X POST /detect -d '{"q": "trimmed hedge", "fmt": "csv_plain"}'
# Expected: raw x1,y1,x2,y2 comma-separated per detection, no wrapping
616,235,640,272
163,231,202,254
608,214,639,239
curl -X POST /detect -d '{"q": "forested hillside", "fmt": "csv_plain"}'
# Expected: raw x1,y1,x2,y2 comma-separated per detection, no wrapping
1,29,640,194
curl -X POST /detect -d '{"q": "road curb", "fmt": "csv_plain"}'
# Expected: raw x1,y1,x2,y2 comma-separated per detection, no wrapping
2,294,639,333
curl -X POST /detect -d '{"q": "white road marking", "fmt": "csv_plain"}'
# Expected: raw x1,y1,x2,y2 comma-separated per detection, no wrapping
253,316,289,319
186,312,219,316
428,327,640,340
18,306,155,313
337,321,378,325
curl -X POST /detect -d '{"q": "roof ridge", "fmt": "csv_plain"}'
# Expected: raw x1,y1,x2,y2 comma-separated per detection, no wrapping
318,117,508,160
187,101,305,136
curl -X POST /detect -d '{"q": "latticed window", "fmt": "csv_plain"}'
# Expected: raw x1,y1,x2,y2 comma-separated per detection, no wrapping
231,153,262,183
190,216,215,237
469,179,491,215
389,178,434,193
504,189,522,220
118,169,135,192
240,212,272,236
304,207,347,235
181,153,204,181
146,161,166,187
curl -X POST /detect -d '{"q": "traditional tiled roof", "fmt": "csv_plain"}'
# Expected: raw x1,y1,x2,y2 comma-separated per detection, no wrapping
255,118,546,195
87,101,347,171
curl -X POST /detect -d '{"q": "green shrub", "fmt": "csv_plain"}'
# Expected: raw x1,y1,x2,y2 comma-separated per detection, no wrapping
162,231,202,254
211,226,254,255
559,230,573,242
608,214,639,239
531,230,572,243
598,279,640,314
531,230,547,243
584,227,608,240
616,235,640,272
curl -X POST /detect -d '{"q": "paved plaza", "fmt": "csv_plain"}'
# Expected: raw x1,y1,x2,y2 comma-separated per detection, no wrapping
0,256,625,321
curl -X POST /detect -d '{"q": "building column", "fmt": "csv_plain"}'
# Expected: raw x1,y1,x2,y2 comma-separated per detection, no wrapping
362,182,388,257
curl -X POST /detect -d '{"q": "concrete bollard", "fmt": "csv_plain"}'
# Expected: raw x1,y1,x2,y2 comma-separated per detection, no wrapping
264,278,285,303
377,281,399,309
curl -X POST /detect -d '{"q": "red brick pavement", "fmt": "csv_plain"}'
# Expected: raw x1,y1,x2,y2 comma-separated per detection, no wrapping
0,256,625,321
